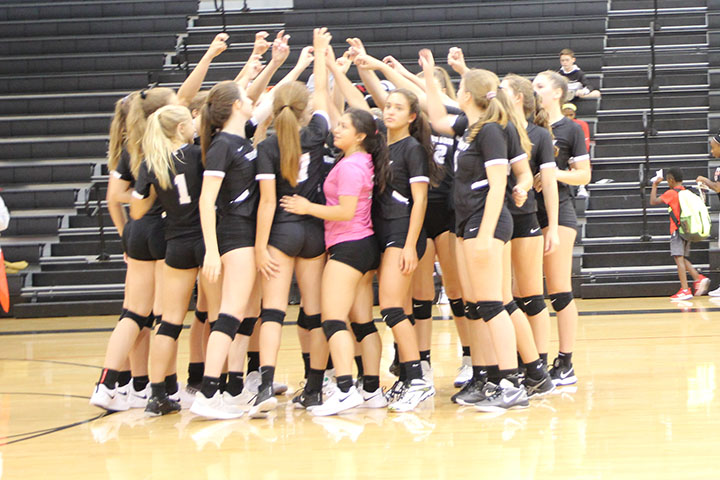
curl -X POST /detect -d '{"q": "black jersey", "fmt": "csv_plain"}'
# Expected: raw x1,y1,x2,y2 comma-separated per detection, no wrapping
113,148,164,216
428,105,460,205
451,118,508,225
256,111,330,223
133,144,203,240
509,122,556,216
204,132,259,220
504,121,533,216
537,116,589,207
374,134,429,220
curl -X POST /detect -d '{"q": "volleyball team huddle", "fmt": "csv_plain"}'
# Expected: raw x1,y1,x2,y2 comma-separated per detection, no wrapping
90,27,590,420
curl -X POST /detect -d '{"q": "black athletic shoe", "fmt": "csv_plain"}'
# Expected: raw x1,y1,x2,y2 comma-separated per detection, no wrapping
248,384,277,417
144,395,181,416
451,379,490,405
549,358,577,386
292,389,322,410
524,371,555,398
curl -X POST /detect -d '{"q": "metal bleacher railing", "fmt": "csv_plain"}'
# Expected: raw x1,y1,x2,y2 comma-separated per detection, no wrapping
639,0,660,242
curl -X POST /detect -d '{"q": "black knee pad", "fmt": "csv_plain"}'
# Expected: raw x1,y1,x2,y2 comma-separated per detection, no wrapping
144,313,156,329
156,321,183,340
119,308,128,321
154,315,163,327
412,299,432,320
549,292,573,312
237,316,258,336
195,310,208,324
123,310,148,330
381,307,407,328
300,313,321,330
351,321,378,342
513,297,525,313
322,319,348,340
476,301,505,322
261,308,286,325
212,313,241,339
464,302,481,320
521,295,547,316
449,298,465,317
296,307,309,329
407,314,416,326
504,300,519,316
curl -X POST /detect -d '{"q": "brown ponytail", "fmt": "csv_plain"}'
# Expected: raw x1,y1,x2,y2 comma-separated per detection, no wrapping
272,82,309,187
200,81,241,166
126,87,175,178
107,91,138,171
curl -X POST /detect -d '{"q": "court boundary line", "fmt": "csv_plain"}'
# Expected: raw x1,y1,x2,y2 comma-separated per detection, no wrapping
0,306,718,336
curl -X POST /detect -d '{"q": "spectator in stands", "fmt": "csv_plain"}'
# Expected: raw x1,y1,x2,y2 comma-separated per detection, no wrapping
697,132,720,296
562,103,590,198
558,49,600,101
562,103,590,152
650,168,711,300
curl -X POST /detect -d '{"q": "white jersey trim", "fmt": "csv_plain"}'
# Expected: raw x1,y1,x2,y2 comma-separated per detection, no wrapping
409,176,430,184
255,173,276,181
510,153,528,164
470,179,489,190
569,154,590,164
131,191,145,199
485,158,509,167
204,170,226,178
539,162,558,170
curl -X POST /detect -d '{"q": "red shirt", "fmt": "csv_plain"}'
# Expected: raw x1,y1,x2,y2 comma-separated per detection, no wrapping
660,186,685,234
573,118,591,152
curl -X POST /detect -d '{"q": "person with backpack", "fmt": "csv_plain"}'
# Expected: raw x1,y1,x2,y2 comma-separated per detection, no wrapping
650,168,711,300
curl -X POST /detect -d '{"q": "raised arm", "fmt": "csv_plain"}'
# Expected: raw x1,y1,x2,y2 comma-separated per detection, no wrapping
246,31,291,102
419,49,456,136
177,33,229,106
312,27,331,116
326,48,370,111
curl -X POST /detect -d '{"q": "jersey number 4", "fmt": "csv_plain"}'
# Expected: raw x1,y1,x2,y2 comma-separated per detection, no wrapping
174,173,192,205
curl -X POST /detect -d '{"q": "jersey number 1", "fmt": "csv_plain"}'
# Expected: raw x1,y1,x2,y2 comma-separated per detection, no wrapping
174,174,192,205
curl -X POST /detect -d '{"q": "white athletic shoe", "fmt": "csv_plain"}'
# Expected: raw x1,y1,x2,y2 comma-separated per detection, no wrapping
708,286,720,297
243,371,261,394
322,369,337,398
223,390,255,412
387,379,435,413
454,356,473,388
273,382,288,395
114,383,131,410
383,379,404,403
311,385,363,417
190,391,244,420
421,360,434,385
90,383,129,412
360,387,388,409
127,383,150,409
169,383,195,409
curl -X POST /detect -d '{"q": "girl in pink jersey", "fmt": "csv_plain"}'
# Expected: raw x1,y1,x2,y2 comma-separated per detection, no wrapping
281,108,390,416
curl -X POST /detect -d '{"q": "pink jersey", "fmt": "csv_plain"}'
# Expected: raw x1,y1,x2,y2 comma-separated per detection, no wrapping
323,152,374,248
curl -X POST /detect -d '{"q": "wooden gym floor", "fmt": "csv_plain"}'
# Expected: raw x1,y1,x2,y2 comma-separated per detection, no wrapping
1,297,719,479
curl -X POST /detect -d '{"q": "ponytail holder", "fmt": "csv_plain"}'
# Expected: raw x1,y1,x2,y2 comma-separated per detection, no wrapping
486,91,496,100
140,90,147,100
281,104,291,110
375,128,379,135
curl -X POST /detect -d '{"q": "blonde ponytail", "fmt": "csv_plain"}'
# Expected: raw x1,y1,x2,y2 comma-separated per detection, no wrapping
142,105,191,190
272,82,309,187
107,92,137,171
462,69,508,143
126,87,176,177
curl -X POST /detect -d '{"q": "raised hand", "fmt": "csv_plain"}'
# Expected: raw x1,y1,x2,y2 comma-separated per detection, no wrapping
271,30,291,64
296,45,315,70
314,27,332,50
418,48,435,72
447,46,467,74
252,31,271,56
208,33,229,59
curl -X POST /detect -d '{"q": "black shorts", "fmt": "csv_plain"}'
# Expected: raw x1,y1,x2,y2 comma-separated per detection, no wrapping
424,201,455,240
122,215,166,261
374,215,427,259
165,233,205,270
217,215,255,256
511,212,543,240
268,218,325,259
328,235,380,274
456,205,513,243
536,199,577,229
